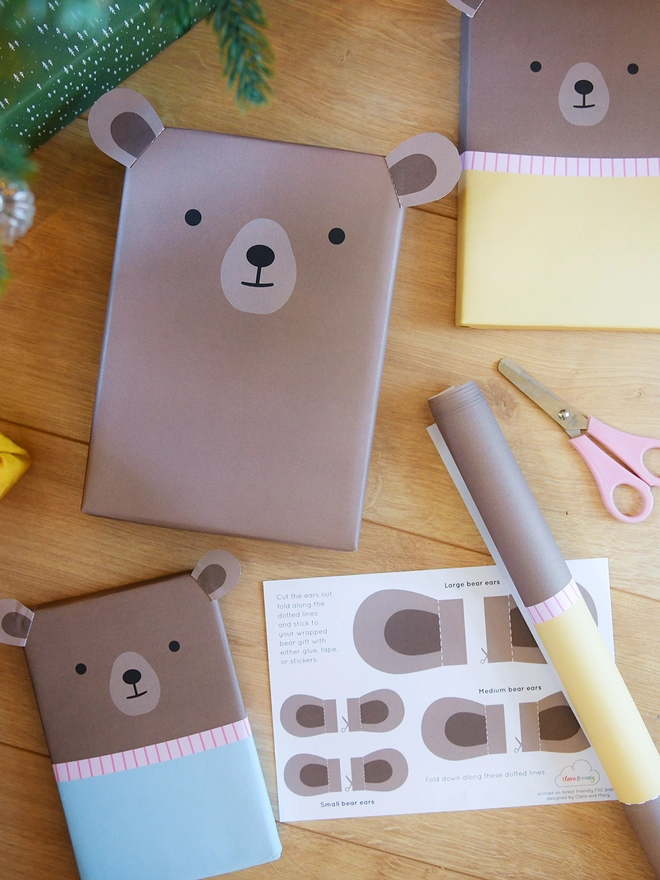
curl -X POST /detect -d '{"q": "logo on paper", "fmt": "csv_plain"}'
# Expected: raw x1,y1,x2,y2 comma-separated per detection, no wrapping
555,759,600,787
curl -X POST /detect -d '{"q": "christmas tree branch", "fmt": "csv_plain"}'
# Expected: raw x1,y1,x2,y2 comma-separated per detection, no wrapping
211,0,274,106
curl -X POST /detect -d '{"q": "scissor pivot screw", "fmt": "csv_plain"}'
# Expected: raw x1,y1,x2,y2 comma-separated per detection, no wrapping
558,409,570,420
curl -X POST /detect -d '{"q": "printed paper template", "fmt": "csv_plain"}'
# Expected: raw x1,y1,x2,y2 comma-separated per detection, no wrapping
263,560,616,822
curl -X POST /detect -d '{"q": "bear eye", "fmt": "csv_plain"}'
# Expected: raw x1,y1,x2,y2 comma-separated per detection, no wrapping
628,63,639,75
169,640,181,652
530,61,542,73
185,209,202,226
75,663,87,675
328,228,345,245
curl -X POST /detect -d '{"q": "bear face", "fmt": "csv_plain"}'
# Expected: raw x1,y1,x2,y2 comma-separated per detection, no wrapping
0,550,244,764
80,90,461,550
456,0,660,157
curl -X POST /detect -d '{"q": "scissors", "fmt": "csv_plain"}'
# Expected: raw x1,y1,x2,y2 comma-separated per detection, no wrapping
498,358,660,523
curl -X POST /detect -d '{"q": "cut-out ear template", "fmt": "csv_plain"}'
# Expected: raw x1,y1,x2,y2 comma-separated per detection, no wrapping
484,586,597,665
280,695,339,737
385,133,462,208
82,88,461,552
0,598,34,647
519,692,590,754
353,590,467,673
350,749,408,792
345,689,405,734
280,689,405,736
446,0,483,16
422,697,507,761
284,754,342,797
0,551,281,878
484,595,546,664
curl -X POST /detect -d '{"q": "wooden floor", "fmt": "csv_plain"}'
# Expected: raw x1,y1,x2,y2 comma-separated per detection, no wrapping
1,2,659,878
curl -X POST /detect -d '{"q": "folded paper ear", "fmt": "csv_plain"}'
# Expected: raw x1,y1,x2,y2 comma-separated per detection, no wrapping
386,133,461,208
191,550,242,601
88,88,164,167
445,0,484,16
0,598,34,647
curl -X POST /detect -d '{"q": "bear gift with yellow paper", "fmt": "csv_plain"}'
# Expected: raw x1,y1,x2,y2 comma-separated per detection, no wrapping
449,0,660,330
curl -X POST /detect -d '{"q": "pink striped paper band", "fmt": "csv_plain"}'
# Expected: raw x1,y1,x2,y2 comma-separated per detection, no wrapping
527,579,582,625
461,151,660,178
53,717,251,783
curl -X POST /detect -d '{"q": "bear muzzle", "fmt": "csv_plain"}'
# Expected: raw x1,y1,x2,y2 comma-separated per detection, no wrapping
110,651,162,715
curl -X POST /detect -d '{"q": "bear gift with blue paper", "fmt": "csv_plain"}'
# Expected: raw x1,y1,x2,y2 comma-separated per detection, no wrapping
0,550,281,880
450,0,660,330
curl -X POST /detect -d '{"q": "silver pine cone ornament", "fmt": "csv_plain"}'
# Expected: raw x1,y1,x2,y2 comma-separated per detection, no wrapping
0,180,35,246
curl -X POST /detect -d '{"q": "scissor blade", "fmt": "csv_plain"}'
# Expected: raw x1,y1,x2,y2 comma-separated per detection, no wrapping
498,358,589,438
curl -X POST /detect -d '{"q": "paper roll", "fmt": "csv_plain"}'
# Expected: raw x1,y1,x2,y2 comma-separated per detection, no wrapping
429,381,660,877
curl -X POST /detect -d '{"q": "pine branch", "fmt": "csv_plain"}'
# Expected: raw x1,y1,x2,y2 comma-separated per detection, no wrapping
0,140,37,185
211,0,274,106
151,0,274,104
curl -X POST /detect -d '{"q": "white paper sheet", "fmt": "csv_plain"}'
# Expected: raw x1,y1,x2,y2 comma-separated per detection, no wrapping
264,560,616,822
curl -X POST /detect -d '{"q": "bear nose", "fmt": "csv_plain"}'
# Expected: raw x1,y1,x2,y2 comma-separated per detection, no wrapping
246,244,275,269
574,79,594,97
122,668,142,686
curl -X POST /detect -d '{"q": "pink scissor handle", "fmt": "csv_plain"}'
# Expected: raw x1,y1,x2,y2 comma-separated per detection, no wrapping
586,416,660,487
570,419,657,523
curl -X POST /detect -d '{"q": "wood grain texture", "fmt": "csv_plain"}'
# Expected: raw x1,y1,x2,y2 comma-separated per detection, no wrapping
0,1,659,879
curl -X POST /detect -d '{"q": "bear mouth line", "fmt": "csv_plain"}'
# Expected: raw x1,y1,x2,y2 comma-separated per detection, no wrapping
573,98,596,110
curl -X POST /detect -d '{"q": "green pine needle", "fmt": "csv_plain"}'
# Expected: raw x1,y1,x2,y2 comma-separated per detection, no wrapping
211,0,274,106
0,140,37,185
152,0,274,105
0,253,9,293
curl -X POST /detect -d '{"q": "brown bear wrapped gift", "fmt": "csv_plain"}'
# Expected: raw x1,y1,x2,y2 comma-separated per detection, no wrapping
0,550,281,880
81,88,461,551
449,0,660,330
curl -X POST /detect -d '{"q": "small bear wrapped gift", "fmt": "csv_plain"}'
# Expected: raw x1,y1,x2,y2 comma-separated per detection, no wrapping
0,550,281,880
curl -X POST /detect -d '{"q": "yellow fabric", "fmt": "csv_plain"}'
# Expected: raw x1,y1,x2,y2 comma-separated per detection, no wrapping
456,170,660,330
0,433,31,500
536,598,660,805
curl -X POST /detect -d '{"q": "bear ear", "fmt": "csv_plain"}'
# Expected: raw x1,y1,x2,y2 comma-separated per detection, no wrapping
88,88,164,167
386,133,462,208
0,598,34,647
445,0,484,16
191,550,242,602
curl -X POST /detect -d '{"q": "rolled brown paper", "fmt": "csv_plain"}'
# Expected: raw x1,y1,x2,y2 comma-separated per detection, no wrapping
429,381,660,877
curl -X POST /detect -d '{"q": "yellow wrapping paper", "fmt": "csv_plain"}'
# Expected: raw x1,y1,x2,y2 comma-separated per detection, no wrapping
536,597,660,805
456,170,660,330
0,433,31,499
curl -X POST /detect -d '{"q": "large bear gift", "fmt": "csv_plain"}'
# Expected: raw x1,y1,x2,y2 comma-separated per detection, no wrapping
82,89,461,550
0,551,281,880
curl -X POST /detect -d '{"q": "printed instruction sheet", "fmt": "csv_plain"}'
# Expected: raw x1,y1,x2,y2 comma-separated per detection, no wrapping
263,559,616,821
